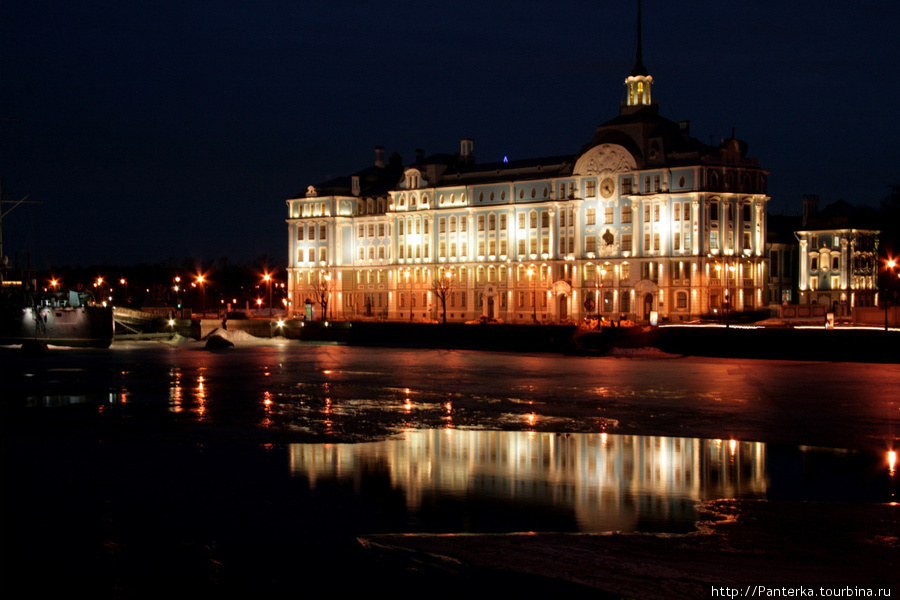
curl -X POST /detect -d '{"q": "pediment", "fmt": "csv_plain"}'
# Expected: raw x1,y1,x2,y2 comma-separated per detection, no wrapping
573,144,637,177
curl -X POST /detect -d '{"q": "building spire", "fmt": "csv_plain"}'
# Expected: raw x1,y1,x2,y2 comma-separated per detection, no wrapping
631,0,648,77
624,0,652,108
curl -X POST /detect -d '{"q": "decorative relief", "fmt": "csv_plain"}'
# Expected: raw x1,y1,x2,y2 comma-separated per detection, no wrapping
574,144,637,177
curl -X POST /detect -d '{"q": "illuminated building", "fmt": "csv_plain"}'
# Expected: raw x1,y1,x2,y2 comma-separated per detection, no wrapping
795,196,880,316
285,11,770,323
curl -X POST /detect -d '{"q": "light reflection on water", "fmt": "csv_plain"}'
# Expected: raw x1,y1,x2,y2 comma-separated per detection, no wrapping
289,430,768,534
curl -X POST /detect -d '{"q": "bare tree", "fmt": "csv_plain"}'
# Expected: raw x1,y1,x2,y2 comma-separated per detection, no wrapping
310,271,332,320
431,269,453,324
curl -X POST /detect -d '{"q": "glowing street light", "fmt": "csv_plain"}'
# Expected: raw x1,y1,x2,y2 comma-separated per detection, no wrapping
197,274,206,317
263,273,273,316
885,258,897,331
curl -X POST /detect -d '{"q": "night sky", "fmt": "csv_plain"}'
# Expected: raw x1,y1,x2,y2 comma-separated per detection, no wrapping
2,1,898,269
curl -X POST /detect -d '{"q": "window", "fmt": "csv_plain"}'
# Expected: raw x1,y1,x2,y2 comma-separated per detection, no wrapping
518,213,526,229
644,205,651,222
586,208,596,225
488,214,496,231
621,206,632,223
477,215,485,231
710,231,719,250
585,236,596,253
676,291,688,309
674,232,681,251
530,212,537,228
439,217,446,233
621,178,632,194
541,212,549,228
499,214,507,230
653,233,660,252
832,256,839,270
621,263,631,281
684,203,691,222
586,181,596,198
460,217,467,232
604,207,614,224
621,234,632,252
674,204,681,221
299,227,306,241
654,205,660,222
653,175,660,192
710,202,719,221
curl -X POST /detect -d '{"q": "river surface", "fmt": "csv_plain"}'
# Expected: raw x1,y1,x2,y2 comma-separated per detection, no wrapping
2,340,898,594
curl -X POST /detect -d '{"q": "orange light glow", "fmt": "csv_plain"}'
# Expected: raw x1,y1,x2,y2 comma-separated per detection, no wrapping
889,450,897,475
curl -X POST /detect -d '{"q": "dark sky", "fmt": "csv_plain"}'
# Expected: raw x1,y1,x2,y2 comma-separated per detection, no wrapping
2,1,898,269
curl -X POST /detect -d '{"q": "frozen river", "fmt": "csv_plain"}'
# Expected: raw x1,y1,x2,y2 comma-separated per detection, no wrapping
2,340,898,594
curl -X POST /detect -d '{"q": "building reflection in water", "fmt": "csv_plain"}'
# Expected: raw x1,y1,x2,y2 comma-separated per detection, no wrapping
289,430,767,533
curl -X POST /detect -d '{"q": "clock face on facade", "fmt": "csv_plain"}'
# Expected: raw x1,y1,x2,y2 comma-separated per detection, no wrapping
600,177,615,198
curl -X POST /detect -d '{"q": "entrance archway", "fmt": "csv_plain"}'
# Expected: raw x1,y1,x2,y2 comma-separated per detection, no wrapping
643,293,654,321
558,294,568,320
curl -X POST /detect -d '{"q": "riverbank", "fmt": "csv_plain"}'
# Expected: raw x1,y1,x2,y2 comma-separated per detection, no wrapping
272,320,900,363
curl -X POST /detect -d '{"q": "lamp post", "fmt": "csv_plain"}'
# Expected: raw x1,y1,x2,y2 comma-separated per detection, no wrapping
404,267,411,322
527,266,536,323
197,275,206,317
886,259,897,331
725,264,735,329
264,273,273,316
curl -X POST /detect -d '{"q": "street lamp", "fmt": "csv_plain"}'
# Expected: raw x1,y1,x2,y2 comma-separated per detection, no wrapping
725,264,735,329
527,266,536,323
263,273,273,316
404,267,411,322
197,275,206,317
886,258,897,331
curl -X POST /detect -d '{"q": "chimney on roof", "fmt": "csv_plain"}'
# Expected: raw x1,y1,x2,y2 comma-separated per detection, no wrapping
802,194,819,227
460,138,474,162
375,146,386,168
679,120,690,136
